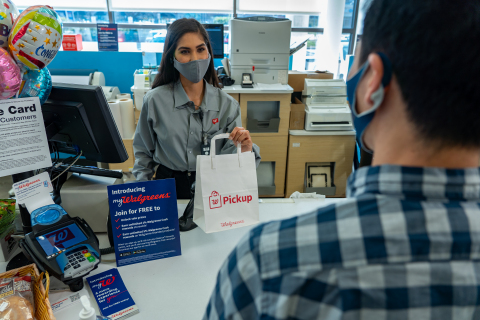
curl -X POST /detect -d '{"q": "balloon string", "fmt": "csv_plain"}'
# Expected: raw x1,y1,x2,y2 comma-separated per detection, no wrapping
15,68,27,99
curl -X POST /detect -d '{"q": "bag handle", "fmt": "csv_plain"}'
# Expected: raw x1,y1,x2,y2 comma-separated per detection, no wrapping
210,133,242,169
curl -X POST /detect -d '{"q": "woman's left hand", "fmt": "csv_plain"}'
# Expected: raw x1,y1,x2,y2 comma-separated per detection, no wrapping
229,127,253,153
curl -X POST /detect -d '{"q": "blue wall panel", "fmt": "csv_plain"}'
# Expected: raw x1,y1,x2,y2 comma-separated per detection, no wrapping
48,51,224,94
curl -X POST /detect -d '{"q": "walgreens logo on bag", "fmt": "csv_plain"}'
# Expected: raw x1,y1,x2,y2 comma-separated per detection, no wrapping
209,191,253,209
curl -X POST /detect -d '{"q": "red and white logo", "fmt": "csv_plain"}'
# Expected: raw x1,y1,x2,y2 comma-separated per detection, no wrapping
212,118,219,125
209,191,222,209
99,276,115,287
46,227,75,249
209,191,253,210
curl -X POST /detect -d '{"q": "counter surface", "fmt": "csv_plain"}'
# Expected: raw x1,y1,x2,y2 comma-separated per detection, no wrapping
0,199,346,320
289,129,356,136
222,84,293,94
131,84,294,94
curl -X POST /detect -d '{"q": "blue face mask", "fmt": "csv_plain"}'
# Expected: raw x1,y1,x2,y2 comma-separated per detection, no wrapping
346,52,392,153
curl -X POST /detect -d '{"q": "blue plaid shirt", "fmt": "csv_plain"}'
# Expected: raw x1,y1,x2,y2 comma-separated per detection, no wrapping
204,165,480,320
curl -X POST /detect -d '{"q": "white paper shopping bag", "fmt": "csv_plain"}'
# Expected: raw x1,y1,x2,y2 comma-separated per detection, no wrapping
193,133,259,233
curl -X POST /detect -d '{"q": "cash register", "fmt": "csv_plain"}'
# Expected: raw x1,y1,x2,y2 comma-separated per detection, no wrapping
10,83,128,291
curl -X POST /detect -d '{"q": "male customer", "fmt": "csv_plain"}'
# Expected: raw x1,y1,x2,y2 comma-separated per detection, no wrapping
204,0,480,319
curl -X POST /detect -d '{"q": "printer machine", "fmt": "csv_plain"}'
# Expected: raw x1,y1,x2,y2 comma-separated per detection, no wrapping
49,68,120,101
229,17,291,85
303,79,354,131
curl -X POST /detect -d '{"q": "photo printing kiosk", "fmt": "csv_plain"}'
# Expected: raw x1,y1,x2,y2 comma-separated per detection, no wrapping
9,83,128,291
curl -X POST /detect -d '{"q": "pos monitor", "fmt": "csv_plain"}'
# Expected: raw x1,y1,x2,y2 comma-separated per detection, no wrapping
167,23,224,58
43,83,128,163
202,24,224,58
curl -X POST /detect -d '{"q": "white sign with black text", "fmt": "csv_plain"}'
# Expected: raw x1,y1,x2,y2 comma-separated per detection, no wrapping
0,97,52,177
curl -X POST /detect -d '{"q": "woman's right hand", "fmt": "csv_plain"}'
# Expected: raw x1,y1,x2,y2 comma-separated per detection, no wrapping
229,127,253,153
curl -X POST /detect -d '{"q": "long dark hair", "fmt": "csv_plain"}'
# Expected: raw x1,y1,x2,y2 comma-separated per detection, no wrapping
152,18,220,89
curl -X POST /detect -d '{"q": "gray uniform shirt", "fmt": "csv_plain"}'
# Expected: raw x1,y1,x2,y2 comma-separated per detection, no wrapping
132,80,261,182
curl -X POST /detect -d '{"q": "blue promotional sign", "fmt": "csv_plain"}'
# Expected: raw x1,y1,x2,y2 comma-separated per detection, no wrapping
87,268,139,318
107,179,181,267
97,23,118,51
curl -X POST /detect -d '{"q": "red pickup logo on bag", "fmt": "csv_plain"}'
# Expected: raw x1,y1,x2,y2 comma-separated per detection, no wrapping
223,194,253,205
209,191,253,210
209,191,222,209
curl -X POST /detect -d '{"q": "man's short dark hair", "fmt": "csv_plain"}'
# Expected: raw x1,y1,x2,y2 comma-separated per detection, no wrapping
361,0,480,148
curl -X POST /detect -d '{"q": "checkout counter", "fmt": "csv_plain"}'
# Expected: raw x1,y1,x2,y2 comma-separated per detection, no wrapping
0,197,346,319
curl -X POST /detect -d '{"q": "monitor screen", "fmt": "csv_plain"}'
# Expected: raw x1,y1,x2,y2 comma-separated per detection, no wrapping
44,84,128,163
167,23,224,58
36,223,87,256
203,24,224,58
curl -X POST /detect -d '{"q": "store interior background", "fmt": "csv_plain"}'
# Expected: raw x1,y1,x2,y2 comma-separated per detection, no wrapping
1,0,367,198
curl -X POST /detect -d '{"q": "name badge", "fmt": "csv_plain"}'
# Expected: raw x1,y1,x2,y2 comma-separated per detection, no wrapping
201,143,210,156
201,133,210,155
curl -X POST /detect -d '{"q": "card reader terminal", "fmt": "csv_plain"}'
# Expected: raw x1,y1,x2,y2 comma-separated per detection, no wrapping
20,204,101,292
59,244,98,279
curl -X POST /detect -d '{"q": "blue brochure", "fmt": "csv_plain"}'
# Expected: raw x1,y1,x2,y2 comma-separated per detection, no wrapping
107,179,181,267
87,268,139,319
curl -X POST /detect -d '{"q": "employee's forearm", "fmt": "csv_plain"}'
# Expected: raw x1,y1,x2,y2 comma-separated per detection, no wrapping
132,154,155,181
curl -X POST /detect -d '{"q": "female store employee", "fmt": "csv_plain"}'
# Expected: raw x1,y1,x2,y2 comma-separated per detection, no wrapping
132,19,261,214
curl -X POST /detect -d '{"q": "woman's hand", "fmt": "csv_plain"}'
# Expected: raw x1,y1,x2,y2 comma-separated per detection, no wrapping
229,127,253,153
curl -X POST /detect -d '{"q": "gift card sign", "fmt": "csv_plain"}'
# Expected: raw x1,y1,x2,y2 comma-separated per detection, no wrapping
0,97,52,178
107,179,181,267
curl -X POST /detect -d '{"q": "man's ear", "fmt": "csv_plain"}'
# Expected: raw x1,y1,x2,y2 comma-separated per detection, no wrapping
363,53,384,105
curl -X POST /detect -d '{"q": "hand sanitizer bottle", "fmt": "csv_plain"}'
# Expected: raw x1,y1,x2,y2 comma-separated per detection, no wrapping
78,296,111,320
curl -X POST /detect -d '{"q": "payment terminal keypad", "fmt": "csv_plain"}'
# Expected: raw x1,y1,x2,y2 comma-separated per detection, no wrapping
63,246,98,278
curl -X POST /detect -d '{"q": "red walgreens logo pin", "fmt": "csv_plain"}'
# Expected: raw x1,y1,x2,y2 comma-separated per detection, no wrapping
212,118,219,124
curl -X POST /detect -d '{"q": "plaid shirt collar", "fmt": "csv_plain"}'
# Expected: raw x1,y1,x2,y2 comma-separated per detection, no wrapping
347,165,480,201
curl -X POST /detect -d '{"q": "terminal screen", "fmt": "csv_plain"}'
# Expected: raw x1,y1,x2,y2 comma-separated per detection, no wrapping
205,26,223,58
37,223,87,256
